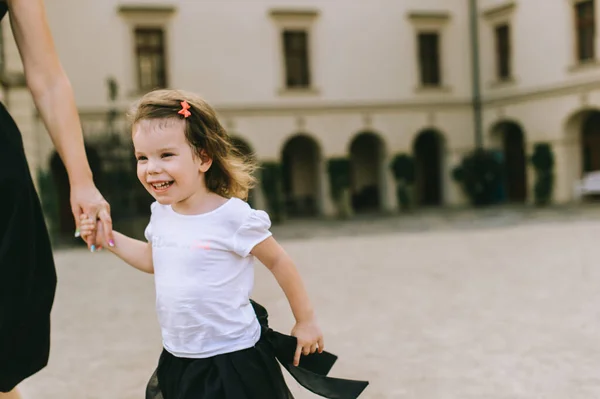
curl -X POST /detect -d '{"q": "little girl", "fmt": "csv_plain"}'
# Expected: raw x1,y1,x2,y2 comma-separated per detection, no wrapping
79,89,368,399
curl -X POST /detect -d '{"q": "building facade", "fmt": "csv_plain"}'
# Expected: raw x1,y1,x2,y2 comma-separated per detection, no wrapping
3,0,600,236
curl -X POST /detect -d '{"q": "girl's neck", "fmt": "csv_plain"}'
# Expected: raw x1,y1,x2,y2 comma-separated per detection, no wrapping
171,189,228,216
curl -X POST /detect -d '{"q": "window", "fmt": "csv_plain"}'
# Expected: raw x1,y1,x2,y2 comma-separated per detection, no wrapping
418,32,441,86
576,0,595,62
118,5,175,96
482,3,516,83
269,9,318,94
283,30,311,88
495,24,511,80
135,28,167,91
408,11,449,91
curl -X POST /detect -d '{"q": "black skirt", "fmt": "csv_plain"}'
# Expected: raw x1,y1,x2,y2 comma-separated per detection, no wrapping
0,102,57,392
146,301,369,399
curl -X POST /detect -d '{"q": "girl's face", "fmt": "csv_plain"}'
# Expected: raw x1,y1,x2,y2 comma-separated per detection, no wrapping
133,118,211,208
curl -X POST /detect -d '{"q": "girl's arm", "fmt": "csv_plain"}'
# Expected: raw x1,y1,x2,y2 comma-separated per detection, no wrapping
252,237,315,321
80,217,153,274
251,237,324,366
107,232,154,274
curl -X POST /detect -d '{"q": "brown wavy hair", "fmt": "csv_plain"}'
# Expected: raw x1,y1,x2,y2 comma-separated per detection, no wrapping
128,89,257,200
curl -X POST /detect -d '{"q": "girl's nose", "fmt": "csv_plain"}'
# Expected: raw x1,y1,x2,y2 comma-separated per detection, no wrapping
147,159,161,174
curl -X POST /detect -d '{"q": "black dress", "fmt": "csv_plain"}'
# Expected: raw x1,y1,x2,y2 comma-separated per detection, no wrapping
145,301,369,399
0,4,58,391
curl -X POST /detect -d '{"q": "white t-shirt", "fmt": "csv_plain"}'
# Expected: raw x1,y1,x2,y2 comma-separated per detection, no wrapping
144,197,272,358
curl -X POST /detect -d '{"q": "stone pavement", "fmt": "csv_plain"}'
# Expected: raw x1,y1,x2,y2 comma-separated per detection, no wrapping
18,205,600,398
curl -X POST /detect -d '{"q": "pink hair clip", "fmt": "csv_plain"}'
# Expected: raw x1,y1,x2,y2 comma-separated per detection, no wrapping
178,100,191,118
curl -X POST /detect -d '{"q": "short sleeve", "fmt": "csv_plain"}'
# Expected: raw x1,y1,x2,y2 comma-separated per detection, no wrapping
144,222,153,242
233,210,272,257
144,202,158,242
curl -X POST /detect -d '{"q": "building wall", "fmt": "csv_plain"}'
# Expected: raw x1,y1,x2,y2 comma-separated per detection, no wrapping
479,0,600,93
5,0,600,220
28,0,475,218
45,0,472,108
478,0,600,203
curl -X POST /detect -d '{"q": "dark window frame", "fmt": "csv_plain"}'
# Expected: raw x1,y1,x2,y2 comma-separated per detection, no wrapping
495,23,511,80
134,27,168,91
575,0,596,62
417,32,441,87
282,29,311,89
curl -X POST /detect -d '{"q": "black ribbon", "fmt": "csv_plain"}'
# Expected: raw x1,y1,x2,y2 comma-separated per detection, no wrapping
251,300,369,399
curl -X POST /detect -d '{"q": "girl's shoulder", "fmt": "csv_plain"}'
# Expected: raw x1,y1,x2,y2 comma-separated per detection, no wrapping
223,197,262,220
221,198,271,231
147,198,271,232
148,200,165,215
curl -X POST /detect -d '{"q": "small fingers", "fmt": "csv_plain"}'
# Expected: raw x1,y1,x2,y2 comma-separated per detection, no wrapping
318,336,325,353
293,344,302,367
79,219,97,233
302,344,310,356
79,213,98,251
80,228,96,245
72,206,83,237
97,208,115,247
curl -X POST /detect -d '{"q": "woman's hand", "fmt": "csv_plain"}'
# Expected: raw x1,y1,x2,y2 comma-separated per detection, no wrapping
71,183,114,250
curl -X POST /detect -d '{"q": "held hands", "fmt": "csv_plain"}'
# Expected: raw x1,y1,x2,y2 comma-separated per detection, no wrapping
291,317,325,367
71,183,114,250
78,214,111,251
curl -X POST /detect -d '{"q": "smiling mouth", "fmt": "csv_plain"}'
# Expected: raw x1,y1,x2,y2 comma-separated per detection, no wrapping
150,181,174,191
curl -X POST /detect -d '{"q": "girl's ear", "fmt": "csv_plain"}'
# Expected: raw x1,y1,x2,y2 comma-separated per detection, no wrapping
197,149,213,172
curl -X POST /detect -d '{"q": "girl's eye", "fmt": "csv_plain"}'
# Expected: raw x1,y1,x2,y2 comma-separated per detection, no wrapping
162,153,174,158
136,156,147,161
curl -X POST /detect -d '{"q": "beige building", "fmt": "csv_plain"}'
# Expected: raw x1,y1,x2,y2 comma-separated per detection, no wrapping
2,0,600,236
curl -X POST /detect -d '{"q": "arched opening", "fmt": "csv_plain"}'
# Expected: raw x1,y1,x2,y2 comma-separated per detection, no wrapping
281,135,320,217
492,121,527,203
581,112,600,173
50,146,103,236
563,109,600,202
413,130,444,206
349,132,385,212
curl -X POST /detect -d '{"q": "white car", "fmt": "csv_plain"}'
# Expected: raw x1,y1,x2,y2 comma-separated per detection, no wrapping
574,171,600,199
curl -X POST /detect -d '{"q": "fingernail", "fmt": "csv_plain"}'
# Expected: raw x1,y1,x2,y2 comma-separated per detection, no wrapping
108,239,115,247
74,229,80,238
90,245,96,253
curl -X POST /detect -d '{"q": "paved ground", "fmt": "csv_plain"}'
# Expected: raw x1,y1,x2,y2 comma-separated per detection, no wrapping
18,205,600,398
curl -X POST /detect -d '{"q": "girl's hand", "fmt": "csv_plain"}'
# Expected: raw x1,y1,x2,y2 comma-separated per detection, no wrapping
79,214,106,252
291,318,325,366
71,183,114,249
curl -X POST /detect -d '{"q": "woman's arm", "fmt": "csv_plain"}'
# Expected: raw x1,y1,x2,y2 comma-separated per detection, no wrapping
8,0,91,185
7,0,113,246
